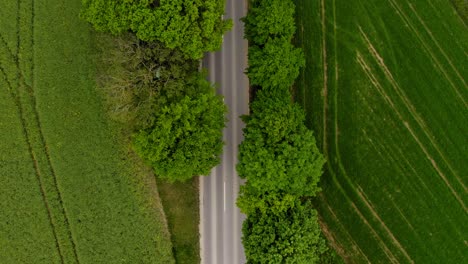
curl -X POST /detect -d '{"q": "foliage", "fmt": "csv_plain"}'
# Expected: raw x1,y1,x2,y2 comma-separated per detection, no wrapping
237,89,325,197
242,0,296,45
242,200,329,264
95,33,198,131
133,74,226,182
247,37,305,89
80,0,232,59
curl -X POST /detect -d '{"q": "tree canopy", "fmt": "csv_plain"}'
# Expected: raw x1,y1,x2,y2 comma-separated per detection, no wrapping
133,74,226,182
247,37,305,90
237,90,325,197
242,200,329,264
80,0,232,59
242,0,296,45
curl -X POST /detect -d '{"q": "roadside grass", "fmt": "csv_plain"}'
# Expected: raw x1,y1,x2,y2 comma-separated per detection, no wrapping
294,0,468,263
158,178,200,264
0,0,175,262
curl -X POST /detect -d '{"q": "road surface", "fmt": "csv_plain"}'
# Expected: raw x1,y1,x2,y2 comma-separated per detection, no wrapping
200,0,249,263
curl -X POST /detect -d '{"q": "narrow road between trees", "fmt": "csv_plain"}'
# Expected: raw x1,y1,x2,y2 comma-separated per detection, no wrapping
200,0,249,263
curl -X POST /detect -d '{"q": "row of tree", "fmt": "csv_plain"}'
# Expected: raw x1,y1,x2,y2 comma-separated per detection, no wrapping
81,0,232,59
81,2,229,182
238,0,336,263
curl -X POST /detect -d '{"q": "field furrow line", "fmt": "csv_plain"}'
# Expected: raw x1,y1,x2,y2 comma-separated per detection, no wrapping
357,52,467,213
319,195,372,263
386,0,467,108
407,3,467,94
7,0,82,262
0,63,65,264
356,186,414,263
0,33,17,61
28,0,81,261
320,0,329,155
359,28,466,193
363,116,465,239
331,55,402,263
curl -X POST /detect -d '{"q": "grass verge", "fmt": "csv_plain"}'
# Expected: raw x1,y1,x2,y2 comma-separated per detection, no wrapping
158,178,200,264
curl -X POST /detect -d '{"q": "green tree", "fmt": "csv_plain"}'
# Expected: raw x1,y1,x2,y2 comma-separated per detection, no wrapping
247,37,305,89
133,74,226,182
81,0,232,59
242,200,329,264
237,89,325,197
242,0,296,45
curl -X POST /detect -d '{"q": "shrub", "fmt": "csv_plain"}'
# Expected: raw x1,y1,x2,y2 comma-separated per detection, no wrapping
133,74,226,182
95,33,198,131
81,0,232,59
247,37,305,90
242,0,296,45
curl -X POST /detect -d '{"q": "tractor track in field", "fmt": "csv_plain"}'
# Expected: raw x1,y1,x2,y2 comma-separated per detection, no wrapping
0,65,65,264
0,0,80,262
356,51,467,213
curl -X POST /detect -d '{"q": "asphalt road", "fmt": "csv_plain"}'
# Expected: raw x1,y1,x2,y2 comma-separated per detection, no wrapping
199,0,249,263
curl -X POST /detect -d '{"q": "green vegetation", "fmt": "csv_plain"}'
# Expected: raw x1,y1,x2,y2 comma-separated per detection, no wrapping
242,200,328,264
133,73,226,182
247,38,305,89
294,0,468,262
237,1,336,263
84,2,227,183
237,89,324,198
158,178,200,264
94,31,203,264
450,0,467,23
80,0,232,59
0,0,174,262
84,0,231,261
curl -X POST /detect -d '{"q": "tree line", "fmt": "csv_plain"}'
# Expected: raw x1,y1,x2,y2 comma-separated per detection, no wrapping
81,1,230,182
238,0,338,262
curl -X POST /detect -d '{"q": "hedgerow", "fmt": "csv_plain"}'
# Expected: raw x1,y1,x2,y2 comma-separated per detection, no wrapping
81,0,232,59
238,0,336,263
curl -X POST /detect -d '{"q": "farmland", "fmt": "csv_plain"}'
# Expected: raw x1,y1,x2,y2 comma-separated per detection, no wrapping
0,0,174,263
294,0,467,263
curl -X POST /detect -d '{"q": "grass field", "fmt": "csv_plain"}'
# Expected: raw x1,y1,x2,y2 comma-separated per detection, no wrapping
294,0,467,263
0,0,175,263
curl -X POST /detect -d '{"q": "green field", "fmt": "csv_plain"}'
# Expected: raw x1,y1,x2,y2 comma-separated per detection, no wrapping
294,0,467,263
0,0,174,263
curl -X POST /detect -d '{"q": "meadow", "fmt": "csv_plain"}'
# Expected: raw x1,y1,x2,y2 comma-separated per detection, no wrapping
294,0,467,263
0,0,174,263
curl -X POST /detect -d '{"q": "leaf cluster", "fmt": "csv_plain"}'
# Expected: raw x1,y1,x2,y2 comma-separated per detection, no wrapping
133,73,227,182
237,90,325,198
81,0,232,59
243,0,304,90
242,200,330,264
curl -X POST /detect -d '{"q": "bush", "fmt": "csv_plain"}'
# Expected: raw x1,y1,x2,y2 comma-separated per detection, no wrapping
242,0,296,45
81,0,232,59
95,33,198,131
247,37,305,90
133,74,226,182
237,89,325,197
242,200,329,264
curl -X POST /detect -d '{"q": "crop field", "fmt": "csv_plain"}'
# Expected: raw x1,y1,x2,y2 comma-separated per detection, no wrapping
0,0,174,263
294,0,467,263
